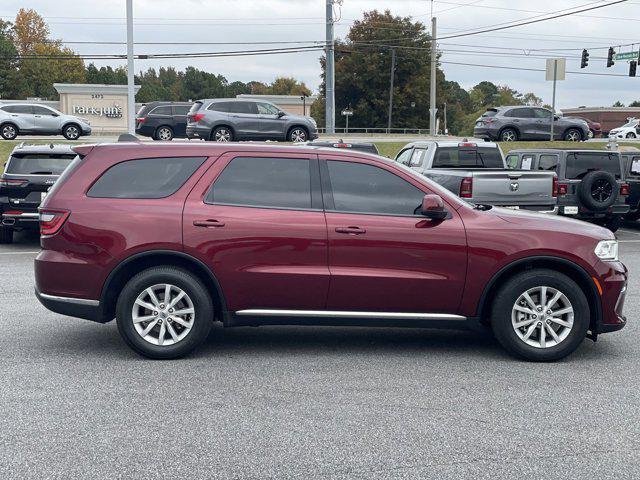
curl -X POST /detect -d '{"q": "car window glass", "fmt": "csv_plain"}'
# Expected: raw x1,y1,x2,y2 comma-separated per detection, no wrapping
207,102,232,113
629,157,640,175
510,108,533,118
538,155,559,171
188,102,203,114
173,105,191,115
32,106,56,115
409,149,427,167
228,102,257,114
87,157,207,199
327,161,424,216
520,155,534,170
150,105,172,115
395,148,413,166
565,153,622,179
533,109,552,119
505,155,519,169
256,103,280,115
6,154,76,175
206,157,311,209
3,105,33,114
433,147,503,168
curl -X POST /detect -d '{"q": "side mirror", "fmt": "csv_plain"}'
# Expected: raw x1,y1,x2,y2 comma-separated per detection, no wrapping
277,111,286,118
421,194,447,220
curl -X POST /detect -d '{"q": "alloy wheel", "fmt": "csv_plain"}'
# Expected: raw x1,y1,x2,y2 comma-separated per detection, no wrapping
591,179,613,203
566,130,580,142
65,126,79,139
158,127,173,141
2,125,17,139
501,130,516,142
511,286,574,348
214,128,231,142
131,283,195,346
290,128,307,142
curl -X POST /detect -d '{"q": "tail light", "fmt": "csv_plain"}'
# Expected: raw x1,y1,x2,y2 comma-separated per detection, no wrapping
552,176,558,197
39,209,70,236
458,142,477,148
460,177,473,198
3,210,23,215
0,178,28,187
136,117,145,124
189,113,205,122
621,183,630,196
557,183,569,196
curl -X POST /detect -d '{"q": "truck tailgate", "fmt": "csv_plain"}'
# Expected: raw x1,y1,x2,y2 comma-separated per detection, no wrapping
471,170,555,206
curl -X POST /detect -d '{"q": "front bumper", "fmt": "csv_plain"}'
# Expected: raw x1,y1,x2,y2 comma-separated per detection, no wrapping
81,125,92,135
593,260,627,334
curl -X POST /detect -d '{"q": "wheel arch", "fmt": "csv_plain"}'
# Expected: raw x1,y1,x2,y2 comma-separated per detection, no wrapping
477,256,601,332
62,121,82,134
210,124,235,140
498,125,520,140
100,250,227,323
287,124,309,139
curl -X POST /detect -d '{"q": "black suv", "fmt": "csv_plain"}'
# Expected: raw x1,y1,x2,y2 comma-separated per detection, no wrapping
474,106,590,142
621,151,640,221
506,149,629,231
135,102,193,141
0,144,76,243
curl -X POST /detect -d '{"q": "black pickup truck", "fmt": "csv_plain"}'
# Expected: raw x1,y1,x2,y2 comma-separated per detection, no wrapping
0,144,76,243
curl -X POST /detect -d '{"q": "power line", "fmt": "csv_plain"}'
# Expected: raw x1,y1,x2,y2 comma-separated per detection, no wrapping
439,60,631,77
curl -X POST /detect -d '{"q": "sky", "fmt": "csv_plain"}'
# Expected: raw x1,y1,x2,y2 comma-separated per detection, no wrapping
2,0,640,108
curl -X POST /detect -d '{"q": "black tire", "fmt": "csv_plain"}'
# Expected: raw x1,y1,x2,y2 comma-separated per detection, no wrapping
287,126,309,143
1,123,18,140
116,266,214,359
499,128,518,142
491,269,590,362
626,132,636,139
210,126,233,142
0,226,13,244
62,124,81,140
577,170,618,211
154,126,174,141
563,128,582,142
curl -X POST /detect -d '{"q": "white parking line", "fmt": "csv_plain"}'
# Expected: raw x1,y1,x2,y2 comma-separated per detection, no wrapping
619,229,640,236
0,251,40,255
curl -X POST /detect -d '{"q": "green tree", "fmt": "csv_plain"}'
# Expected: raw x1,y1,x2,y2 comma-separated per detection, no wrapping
0,20,20,99
267,77,311,96
629,100,640,107
613,100,625,107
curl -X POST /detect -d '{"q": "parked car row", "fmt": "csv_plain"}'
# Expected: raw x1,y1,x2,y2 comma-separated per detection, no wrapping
393,140,636,232
0,104,91,140
136,98,319,143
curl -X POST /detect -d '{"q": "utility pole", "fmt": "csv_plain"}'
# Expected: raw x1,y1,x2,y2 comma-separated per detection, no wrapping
387,48,396,134
429,16,437,136
325,0,335,134
550,59,557,141
126,0,135,135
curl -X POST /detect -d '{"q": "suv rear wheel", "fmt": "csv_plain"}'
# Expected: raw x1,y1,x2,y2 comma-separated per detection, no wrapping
116,266,214,359
491,269,589,361
563,128,582,142
499,128,518,142
155,126,174,141
211,126,233,142
62,124,81,140
1,123,18,140
0,226,13,244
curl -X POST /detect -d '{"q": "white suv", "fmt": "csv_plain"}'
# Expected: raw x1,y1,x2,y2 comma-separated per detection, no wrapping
0,103,92,140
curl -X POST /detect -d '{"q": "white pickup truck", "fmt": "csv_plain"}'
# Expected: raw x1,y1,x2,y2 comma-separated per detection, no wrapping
395,141,558,213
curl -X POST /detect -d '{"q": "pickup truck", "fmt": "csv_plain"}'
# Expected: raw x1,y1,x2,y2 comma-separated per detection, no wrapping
395,141,558,212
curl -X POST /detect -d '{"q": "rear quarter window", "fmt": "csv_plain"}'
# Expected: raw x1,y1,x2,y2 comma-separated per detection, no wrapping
433,147,503,168
87,157,207,199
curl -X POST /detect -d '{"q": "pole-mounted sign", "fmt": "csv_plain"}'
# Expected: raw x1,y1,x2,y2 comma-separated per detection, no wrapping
546,58,566,141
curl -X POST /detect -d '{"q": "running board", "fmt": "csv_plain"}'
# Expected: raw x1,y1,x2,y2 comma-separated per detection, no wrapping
228,309,471,329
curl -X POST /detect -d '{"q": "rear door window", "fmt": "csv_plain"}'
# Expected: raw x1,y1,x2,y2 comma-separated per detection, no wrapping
538,154,559,171
206,157,312,210
87,157,207,199
228,102,258,114
505,108,533,118
32,106,57,116
432,147,503,168
6,154,76,175
173,105,191,116
565,152,622,179
150,105,172,116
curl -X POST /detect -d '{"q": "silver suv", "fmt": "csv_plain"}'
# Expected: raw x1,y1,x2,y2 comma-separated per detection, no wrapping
0,103,92,140
186,98,318,142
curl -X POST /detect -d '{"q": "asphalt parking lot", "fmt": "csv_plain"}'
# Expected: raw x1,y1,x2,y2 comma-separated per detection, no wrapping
1,227,639,479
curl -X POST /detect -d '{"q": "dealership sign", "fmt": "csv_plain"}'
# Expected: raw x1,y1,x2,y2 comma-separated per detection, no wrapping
72,104,123,118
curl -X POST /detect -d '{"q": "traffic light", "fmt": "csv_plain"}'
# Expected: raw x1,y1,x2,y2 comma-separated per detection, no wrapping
607,47,615,67
580,49,589,68
630,60,638,77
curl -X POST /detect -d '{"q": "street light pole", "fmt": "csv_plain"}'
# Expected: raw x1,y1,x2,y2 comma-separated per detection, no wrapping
325,0,335,134
429,16,438,136
126,0,135,135
387,48,396,134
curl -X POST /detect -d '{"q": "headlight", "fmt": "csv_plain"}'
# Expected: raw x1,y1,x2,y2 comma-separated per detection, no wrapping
595,240,618,261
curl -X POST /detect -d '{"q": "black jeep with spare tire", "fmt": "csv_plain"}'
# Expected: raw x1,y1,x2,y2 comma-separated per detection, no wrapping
505,149,629,231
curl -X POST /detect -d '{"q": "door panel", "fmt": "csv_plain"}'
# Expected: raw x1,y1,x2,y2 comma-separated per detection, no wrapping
256,102,286,138
182,152,329,312
321,157,467,314
32,106,60,133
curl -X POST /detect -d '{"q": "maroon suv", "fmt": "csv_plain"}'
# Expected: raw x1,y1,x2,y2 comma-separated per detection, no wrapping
35,143,628,361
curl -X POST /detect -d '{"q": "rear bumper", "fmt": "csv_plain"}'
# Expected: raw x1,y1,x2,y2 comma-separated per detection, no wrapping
35,287,109,323
186,124,210,139
473,127,496,140
135,124,155,138
1,211,39,230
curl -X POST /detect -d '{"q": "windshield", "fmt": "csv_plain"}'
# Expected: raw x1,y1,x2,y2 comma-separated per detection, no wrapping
6,154,76,175
433,147,504,168
622,119,638,128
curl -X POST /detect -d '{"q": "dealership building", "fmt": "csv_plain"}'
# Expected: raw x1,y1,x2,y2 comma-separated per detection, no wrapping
0,84,317,135
563,106,640,134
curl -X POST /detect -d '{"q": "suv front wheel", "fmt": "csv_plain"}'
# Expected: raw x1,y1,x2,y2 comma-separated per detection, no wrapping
116,266,214,359
62,124,81,140
491,269,589,361
563,128,582,142
288,127,308,143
